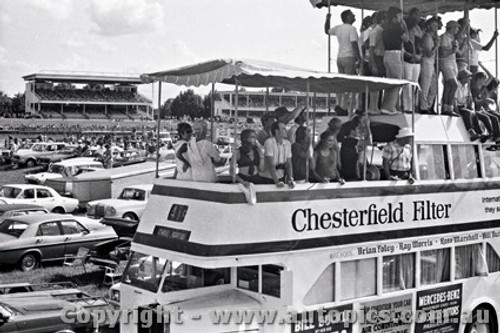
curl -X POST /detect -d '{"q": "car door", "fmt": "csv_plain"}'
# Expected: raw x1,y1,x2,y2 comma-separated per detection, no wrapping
35,188,56,211
20,188,37,205
35,221,67,261
60,220,95,255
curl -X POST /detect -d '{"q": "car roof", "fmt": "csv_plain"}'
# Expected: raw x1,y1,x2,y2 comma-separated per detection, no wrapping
5,213,75,224
53,157,101,166
122,184,154,191
0,204,46,212
2,184,54,190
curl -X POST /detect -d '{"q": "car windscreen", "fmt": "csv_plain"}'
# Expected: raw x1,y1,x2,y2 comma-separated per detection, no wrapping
1,187,22,198
31,144,45,152
48,164,65,174
0,220,29,238
119,189,146,201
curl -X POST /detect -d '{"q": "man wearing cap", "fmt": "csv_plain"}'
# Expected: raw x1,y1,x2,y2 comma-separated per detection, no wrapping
439,20,462,116
382,128,414,180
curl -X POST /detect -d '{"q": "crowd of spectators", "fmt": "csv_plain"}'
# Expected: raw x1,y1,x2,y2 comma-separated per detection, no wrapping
36,89,151,104
325,3,499,121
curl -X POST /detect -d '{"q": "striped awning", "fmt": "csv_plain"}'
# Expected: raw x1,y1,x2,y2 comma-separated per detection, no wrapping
309,0,500,16
140,58,415,93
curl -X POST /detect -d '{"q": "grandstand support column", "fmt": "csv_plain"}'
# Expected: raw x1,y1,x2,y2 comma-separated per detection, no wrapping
232,80,240,184
105,105,108,116
156,81,162,179
265,87,269,112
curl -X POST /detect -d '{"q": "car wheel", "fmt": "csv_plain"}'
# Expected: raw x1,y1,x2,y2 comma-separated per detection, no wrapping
26,159,36,168
19,253,39,271
122,212,138,221
52,207,65,214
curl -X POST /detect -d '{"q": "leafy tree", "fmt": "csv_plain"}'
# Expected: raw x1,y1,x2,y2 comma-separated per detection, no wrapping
11,93,25,117
202,90,221,119
0,91,12,116
160,98,174,119
170,89,203,119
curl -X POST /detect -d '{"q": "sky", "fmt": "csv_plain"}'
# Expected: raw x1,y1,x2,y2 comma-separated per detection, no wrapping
0,0,499,107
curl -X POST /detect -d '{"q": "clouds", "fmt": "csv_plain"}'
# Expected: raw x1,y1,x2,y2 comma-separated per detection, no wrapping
24,0,75,20
89,0,164,36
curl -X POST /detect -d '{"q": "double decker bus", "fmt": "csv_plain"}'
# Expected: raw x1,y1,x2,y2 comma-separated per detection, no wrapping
109,59,500,333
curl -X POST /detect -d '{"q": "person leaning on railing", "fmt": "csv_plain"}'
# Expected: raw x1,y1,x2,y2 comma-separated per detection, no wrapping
382,128,414,181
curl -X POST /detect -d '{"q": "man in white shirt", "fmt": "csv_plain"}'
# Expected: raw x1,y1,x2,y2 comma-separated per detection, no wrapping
325,9,361,115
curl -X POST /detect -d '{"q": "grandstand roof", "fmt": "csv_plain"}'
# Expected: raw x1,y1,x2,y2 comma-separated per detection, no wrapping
23,71,143,84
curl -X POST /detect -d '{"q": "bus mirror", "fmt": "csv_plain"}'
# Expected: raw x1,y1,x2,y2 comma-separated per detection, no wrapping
280,270,293,305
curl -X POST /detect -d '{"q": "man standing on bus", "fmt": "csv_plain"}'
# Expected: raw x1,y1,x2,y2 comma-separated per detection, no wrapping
325,9,361,115
382,128,414,181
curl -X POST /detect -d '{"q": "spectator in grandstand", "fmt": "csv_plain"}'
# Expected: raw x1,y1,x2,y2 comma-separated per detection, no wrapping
439,20,463,116
419,17,440,114
259,122,295,188
174,122,193,180
324,117,343,141
382,127,414,181
274,104,306,126
187,119,225,183
230,129,264,186
359,15,374,76
313,130,341,183
256,112,276,145
325,9,361,115
292,126,324,183
338,110,372,181
380,7,409,115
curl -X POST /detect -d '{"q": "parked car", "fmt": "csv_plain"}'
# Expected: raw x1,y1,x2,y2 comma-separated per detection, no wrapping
0,184,79,213
12,142,68,168
0,283,108,332
35,145,78,166
0,204,49,224
24,158,104,185
111,149,148,167
0,213,117,271
86,184,153,221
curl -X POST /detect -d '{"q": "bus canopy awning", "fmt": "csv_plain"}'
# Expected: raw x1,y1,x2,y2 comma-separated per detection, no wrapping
140,58,414,93
309,0,500,16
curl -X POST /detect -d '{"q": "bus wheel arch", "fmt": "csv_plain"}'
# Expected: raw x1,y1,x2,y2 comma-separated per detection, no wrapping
464,303,498,333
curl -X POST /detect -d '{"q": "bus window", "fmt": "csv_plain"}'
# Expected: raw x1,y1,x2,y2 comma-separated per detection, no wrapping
341,259,376,300
482,148,500,177
420,249,450,285
455,244,488,279
303,263,335,305
486,244,500,273
262,265,283,298
161,263,229,292
451,145,479,179
237,266,259,293
417,145,447,180
122,252,166,292
383,253,415,292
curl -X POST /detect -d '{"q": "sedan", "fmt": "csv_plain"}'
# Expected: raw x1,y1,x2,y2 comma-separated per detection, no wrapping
0,184,79,213
0,204,49,224
0,214,117,271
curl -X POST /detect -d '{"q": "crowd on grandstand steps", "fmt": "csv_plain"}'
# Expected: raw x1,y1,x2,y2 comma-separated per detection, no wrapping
324,2,500,133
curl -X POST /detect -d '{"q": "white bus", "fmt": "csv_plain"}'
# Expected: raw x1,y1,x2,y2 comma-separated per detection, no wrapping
113,59,500,333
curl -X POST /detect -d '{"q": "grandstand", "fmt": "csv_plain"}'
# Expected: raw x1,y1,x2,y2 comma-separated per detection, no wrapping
215,90,337,118
23,71,153,121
